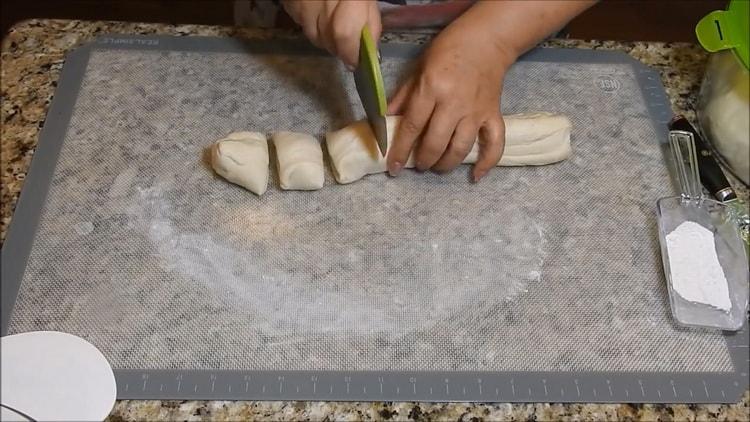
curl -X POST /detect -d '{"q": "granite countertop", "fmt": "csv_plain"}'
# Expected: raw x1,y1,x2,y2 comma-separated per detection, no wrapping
1,19,748,421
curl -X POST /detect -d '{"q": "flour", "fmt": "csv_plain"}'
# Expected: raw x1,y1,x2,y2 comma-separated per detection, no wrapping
665,221,731,311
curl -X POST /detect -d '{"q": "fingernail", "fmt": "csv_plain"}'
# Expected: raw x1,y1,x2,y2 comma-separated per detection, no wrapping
415,161,426,172
473,169,487,183
389,161,403,177
345,63,355,72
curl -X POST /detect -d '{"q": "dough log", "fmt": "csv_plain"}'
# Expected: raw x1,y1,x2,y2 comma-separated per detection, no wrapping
325,112,572,184
272,131,325,191
210,131,269,195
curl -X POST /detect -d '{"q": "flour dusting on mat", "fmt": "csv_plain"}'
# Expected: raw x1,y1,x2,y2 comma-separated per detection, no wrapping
666,221,731,311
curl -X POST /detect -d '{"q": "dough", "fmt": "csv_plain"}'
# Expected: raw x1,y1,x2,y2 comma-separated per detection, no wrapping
463,112,572,166
699,52,750,185
272,131,325,190
325,116,414,184
325,113,572,184
210,131,269,195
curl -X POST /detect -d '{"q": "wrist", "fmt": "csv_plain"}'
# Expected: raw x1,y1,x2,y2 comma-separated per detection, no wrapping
440,6,519,71
455,0,595,63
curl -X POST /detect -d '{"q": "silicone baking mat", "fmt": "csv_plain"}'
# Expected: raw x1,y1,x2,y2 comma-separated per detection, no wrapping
1,35,747,403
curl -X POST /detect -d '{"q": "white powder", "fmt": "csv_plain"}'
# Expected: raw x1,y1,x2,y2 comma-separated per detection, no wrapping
665,221,731,311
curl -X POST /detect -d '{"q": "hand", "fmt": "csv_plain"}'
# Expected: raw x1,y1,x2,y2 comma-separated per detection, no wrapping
386,14,515,181
282,0,382,70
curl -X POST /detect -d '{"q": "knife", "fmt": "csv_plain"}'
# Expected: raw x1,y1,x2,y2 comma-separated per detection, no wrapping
669,116,750,252
353,25,388,156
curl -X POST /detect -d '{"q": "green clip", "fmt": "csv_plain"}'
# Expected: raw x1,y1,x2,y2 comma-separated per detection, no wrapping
696,0,749,70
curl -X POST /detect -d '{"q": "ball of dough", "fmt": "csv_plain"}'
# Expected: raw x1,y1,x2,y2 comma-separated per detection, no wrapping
210,131,269,195
272,131,325,191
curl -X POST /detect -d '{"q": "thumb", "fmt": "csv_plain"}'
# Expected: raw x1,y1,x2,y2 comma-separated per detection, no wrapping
472,116,505,182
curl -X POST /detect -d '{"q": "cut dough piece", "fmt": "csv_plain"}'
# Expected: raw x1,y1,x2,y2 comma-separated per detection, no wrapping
325,113,572,184
272,131,325,190
325,116,414,184
210,131,269,195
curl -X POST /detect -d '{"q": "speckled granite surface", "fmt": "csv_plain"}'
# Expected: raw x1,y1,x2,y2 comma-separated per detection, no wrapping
1,20,748,421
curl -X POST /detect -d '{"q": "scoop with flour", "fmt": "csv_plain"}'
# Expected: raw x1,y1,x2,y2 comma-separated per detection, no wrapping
657,131,748,331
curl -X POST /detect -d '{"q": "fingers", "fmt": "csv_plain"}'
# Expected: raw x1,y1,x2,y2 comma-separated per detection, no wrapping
315,9,335,53
284,0,325,49
472,116,505,182
301,12,324,49
330,19,361,68
331,1,380,69
388,78,412,115
284,0,381,70
387,91,435,176
414,105,460,171
432,117,479,172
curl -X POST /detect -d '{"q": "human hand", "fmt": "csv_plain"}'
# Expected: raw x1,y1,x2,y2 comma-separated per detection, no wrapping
386,16,515,181
282,0,382,70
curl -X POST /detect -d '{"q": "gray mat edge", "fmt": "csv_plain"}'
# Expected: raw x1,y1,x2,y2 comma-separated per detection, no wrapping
0,34,747,403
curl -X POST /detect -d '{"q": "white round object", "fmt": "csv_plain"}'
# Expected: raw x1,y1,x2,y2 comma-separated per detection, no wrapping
1,405,31,421
1,331,117,421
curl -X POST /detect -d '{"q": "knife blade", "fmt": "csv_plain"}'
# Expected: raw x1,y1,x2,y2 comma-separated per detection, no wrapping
353,25,388,156
669,116,750,253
